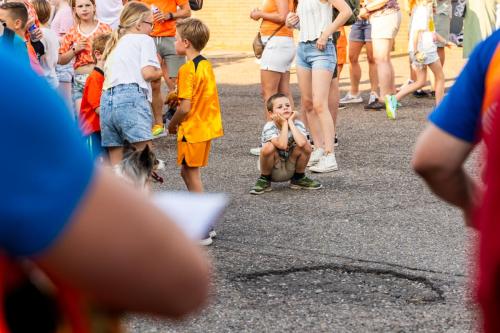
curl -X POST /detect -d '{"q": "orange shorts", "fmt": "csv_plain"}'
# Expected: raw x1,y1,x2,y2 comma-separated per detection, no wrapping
337,27,347,65
177,140,211,167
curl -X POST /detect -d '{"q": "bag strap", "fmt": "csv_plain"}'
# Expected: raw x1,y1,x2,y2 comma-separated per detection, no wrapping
268,23,286,40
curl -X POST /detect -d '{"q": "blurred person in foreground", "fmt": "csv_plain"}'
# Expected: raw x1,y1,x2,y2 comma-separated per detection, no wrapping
0,46,210,331
412,29,500,332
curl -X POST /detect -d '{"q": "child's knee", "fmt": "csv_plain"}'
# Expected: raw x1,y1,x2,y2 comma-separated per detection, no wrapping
261,142,276,156
296,143,312,156
303,143,312,155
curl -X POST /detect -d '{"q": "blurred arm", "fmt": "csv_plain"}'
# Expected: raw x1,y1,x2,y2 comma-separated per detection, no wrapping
36,168,210,318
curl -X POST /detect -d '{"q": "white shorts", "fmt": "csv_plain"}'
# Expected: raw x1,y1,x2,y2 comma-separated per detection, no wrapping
260,36,295,73
370,11,401,39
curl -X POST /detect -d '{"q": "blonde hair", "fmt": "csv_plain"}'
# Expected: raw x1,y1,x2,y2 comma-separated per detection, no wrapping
176,18,210,52
70,0,96,23
102,1,151,60
92,32,111,62
32,0,51,25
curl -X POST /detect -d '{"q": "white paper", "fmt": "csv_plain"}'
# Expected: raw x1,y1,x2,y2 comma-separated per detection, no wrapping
152,192,228,240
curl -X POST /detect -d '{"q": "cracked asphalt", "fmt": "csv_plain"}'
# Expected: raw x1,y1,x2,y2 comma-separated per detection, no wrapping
128,48,478,332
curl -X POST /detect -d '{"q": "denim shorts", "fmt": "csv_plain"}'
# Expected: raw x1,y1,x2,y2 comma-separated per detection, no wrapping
56,63,74,83
296,39,337,72
100,83,153,147
349,19,372,42
410,50,440,69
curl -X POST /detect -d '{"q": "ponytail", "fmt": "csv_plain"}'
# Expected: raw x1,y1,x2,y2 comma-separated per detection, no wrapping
102,27,122,60
102,1,150,60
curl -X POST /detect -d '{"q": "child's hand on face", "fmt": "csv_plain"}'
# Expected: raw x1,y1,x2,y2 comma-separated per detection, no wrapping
288,111,298,123
271,113,288,127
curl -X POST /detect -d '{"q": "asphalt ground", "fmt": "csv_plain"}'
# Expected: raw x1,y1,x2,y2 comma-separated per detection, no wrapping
128,48,478,332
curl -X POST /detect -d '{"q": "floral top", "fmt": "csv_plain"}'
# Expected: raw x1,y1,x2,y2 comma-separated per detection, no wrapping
59,21,111,69
369,0,400,17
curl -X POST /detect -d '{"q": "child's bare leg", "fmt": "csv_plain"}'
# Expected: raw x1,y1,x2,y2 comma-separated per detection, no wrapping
108,147,124,166
259,142,277,175
58,82,73,116
161,60,176,92
289,143,313,173
132,140,152,151
180,165,203,192
395,67,427,101
151,79,164,128
74,98,83,119
427,60,445,104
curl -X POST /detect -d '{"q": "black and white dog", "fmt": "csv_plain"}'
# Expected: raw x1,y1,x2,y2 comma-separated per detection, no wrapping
113,141,165,190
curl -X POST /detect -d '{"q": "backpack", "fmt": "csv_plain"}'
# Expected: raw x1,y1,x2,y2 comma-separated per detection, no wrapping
332,0,360,26
189,0,203,11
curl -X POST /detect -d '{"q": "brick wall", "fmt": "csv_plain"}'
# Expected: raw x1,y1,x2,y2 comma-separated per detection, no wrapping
194,1,410,53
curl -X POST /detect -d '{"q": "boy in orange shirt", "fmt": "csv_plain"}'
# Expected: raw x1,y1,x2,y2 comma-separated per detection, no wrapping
79,33,110,159
168,18,223,245
140,0,190,137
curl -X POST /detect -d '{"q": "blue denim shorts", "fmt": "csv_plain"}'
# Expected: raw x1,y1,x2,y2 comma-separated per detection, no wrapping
100,83,153,147
296,39,337,72
349,19,372,42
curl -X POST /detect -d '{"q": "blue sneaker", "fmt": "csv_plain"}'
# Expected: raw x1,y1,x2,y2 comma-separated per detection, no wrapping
384,95,397,120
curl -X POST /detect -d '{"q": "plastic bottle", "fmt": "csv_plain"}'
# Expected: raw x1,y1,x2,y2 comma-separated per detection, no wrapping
28,24,40,42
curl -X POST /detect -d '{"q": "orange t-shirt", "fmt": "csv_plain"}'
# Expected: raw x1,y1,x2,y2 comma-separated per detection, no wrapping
59,22,111,69
79,67,104,136
177,55,223,143
260,0,294,37
140,0,188,37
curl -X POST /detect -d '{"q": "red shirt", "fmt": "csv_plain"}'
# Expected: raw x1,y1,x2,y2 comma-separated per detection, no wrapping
476,45,500,333
79,67,104,136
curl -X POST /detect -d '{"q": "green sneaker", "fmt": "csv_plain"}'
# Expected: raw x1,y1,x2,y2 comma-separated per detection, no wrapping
384,95,397,120
289,176,322,190
250,177,272,195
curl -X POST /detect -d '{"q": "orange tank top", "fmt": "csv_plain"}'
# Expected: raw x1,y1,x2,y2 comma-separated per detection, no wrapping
260,0,294,37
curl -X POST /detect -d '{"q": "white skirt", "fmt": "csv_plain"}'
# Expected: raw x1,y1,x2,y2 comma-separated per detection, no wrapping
260,36,296,73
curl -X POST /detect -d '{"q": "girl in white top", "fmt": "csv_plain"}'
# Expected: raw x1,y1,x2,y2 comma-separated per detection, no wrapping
32,0,59,88
95,0,125,29
100,1,162,165
286,0,351,173
50,0,74,110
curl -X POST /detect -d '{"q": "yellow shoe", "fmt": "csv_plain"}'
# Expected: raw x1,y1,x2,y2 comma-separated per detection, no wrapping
152,124,165,137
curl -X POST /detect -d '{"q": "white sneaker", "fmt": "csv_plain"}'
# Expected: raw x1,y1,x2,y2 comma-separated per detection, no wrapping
368,92,378,105
307,147,324,167
339,93,363,104
396,79,414,92
309,153,338,173
250,147,261,156
199,236,213,246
